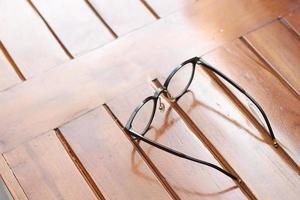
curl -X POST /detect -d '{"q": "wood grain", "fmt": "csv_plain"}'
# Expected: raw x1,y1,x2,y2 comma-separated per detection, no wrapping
284,7,300,35
0,155,28,200
0,0,69,79
59,107,173,200
0,0,297,153
0,45,20,91
107,84,247,200
245,20,300,95
30,0,115,57
144,0,195,17
4,131,98,200
0,0,299,198
169,67,300,199
88,0,155,36
203,39,300,166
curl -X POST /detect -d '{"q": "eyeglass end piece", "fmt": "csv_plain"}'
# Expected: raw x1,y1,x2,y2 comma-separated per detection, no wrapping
273,140,279,148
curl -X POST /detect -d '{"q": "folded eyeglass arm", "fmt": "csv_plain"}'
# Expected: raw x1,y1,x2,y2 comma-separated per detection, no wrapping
128,129,239,181
196,57,277,145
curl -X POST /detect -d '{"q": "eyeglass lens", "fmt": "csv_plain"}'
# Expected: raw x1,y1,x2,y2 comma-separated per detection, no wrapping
166,62,194,99
131,99,154,134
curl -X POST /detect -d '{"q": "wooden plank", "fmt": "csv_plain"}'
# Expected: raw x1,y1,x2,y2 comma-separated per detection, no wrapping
203,39,300,166
88,0,156,36
144,0,195,17
0,0,69,78
284,7,300,35
0,46,20,91
30,0,115,57
59,107,173,200
245,20,300,95
4,131,98,200
0,155,28,200
169,67,300,199
107,84,247,200
0,0,297,153
0,176,14,200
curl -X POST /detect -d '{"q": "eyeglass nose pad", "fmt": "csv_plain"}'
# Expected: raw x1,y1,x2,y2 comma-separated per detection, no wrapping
158,97,165,112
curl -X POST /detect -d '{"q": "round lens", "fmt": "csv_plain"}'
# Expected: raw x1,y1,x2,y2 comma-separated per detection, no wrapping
167,62,194,99
131,99,155,134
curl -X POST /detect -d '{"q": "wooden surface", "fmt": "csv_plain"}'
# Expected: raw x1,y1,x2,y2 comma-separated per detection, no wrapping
169,69,300,199
0,155,27,200
284,7,300,35
0,0,69,78
143,0,194,17
0,44,21,91
203,39,300,166
30,0,115,57
88,0,156,36
59,107,173,200
245,20,300,95
0,0,299,199
4,131,97,200
0,0,297,153
107,84,247,200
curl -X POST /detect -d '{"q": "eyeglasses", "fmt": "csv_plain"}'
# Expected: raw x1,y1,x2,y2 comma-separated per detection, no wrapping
125,56,276,181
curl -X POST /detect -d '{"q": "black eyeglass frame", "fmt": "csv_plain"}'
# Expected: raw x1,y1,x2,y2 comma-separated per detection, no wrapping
124,56,277,181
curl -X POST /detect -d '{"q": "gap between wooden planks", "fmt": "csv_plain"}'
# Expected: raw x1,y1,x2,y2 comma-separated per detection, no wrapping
0,0,298,154
50,74,298,199
4,73,299,199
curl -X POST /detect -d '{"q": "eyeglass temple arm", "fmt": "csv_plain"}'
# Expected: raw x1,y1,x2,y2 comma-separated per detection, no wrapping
197,58,276,143
129,130,239,181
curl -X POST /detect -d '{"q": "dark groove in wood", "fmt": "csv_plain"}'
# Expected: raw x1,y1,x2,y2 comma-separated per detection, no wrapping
55,129,106,200
103,104,181,200
204,69,300,174
2,155,30,200
140,0,160,19
279,4,300,37
151,79,256,200
243,18,278,35
280,17,300,39
0,41,26,81
240,36,300,99
27,0,74,59
84,0,118,38
0,175,15,200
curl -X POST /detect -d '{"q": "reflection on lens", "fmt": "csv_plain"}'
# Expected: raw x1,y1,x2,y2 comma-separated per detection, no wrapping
247,99,267,130
131,99,154,134
167,62,193,99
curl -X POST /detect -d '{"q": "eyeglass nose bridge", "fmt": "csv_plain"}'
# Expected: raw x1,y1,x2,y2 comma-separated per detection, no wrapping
155,86,176,101
153,87,175,113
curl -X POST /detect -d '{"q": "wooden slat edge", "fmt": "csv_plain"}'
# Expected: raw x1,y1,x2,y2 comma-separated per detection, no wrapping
103,104,181,200
55,129,106,200
0,155,28,200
